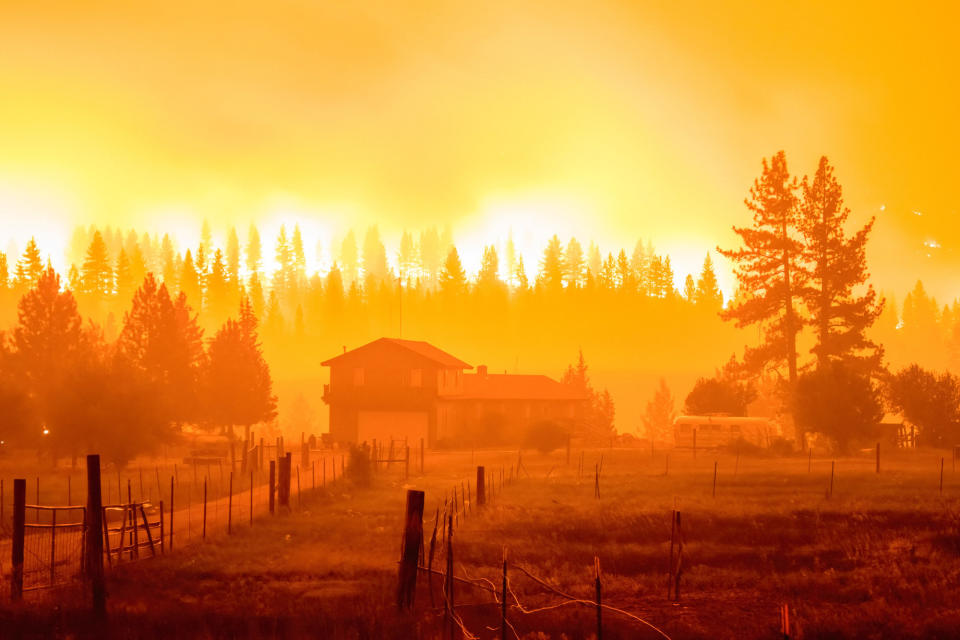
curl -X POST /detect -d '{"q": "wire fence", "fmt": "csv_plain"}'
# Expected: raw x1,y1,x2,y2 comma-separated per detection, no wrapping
0,447,352,600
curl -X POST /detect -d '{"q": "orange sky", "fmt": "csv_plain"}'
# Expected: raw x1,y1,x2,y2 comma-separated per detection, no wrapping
0,1,958,299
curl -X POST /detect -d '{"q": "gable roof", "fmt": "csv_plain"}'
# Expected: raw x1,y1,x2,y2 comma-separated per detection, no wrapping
458,373,587,401
321,337,472,369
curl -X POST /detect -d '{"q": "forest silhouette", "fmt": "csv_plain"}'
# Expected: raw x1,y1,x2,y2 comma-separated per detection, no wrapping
0,152,956,462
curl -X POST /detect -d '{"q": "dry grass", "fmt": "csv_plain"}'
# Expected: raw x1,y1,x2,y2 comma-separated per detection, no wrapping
3,447,960,638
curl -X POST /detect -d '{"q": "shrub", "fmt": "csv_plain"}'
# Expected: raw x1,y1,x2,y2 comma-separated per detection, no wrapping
523,420,568,454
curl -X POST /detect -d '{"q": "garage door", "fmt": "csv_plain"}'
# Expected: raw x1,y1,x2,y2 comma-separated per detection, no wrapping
357,410,428,445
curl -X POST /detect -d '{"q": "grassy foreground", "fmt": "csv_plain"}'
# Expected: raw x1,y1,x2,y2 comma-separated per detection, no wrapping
2,446,960,639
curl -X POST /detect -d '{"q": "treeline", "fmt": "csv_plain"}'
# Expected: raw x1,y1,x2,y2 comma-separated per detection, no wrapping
0,269,275,465
0,222,741,438
672,152,960,453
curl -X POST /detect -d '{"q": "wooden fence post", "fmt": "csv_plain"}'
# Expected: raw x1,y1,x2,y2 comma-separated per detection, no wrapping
501,548,508,640
595,556,603,640
667,509,676,600
269,460,276,515
296,465,301,508
594,463,600,499
85,455,105,616
940,457,945,495
227,471,233,534
476,467,486,507
169,476,174,551
829,461,835,499
673,512,684,601
445,514,455,640
397,489,425,609
249,471,254,526
713,461,718,498
202,476,208,540
159,500,165,553
11,478,25,600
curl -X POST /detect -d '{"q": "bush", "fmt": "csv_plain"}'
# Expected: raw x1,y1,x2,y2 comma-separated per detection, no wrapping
346,444,373,487
523,420,568,454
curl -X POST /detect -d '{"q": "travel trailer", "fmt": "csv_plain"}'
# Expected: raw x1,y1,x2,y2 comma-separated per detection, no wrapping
673,415,779,449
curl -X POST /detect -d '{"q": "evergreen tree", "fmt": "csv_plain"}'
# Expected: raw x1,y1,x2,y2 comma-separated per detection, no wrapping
398,231,417,283
564,238,585,288
273,225,293,295
683,274,697,302
199,219,213,272
718,151,803,383
179,249,202,309
248,272,266,320
81,230,113,296
339,230,359,286
362,225,388,285
115,248,135,302
794,362,883,454
226,226,241,284
504,232,517,288
246,225,262,277
161,234,177,286
798,157,883,372
292,224,307,287
694,253,723,309
616,249,633,290
202,297,277,439
642,378,676,443
477,245,501,289
439,247,467,297
630,240,650,295
0,252,8,288
15,238,44,288
539,235,565,290
513,255,529,291
116,274,205,426
206,249,231,326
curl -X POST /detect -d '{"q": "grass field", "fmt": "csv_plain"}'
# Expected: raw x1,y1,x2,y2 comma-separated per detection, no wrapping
2,445,960,639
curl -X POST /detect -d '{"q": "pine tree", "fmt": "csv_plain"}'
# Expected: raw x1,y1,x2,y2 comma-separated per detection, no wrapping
115,248,135,303
292,224,307,287
362,225,388,286
504,232,517,288
179,249,202,308
642,378,676,442
226,227,241,284
539,235,564,290
718,151,803,383
202,299,277,439
564,238,585,288
116,274,204,426
398,231,417,283
339,230,359,286
513,255,529,291
16,238,44,288
161,234,177,286
81,230,113,296
477,245,501,289
694,253,723,308
630,240,650,295
12,268,87,393
199,219,213,272
616,249,633,290
273,226,293,295
683,274,697,301
246,225,262,277
798,157,883,372
206,249,231,326
439,247,467,297
0,252,8,288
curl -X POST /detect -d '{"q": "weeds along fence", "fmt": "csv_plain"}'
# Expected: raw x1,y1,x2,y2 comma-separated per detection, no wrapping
395,463,672,640
0,446,353,602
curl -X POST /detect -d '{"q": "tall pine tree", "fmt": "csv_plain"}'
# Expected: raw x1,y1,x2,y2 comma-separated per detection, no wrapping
798,157,883,372
719,151,803,383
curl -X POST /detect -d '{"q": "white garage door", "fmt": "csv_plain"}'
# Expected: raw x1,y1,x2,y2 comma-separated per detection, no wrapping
357,410,428,445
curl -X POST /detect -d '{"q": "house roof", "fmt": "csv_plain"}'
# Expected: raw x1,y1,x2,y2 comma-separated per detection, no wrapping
457,373,588,401
320,337,472,369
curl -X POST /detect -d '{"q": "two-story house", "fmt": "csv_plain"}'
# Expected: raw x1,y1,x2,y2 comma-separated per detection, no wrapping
321,337,587,447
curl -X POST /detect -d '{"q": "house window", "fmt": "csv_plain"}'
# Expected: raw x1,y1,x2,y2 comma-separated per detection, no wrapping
411,369,422,387
353,368,365,386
